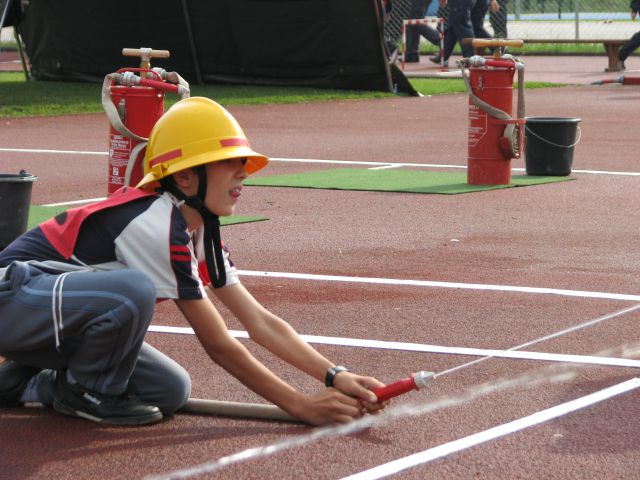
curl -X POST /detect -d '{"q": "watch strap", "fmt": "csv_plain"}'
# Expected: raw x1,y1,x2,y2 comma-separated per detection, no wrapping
325,365,349,387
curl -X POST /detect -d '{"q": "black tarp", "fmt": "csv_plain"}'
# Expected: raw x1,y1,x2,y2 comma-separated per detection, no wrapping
0,0,24,28
17,0,416,95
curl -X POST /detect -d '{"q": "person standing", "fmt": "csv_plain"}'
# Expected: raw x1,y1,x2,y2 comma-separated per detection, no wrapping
382,0,399,61
405,0,443,62
489,0,508,38
471,0,492,40
618,0,640,70
430,0,475,67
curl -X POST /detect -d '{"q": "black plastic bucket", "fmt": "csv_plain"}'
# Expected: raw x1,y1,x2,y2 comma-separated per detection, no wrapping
524,117,581,176
0,170,37,250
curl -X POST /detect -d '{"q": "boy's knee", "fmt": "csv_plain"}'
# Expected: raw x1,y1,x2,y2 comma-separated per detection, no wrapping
121,270,156,303
159,367,191,415
112,270,156,322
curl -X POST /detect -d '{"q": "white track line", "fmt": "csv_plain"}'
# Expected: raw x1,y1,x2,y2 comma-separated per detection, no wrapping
272,158,640,177
0,147,106,156
147,326,640,369
341,377,640,480
237,270,640,302
2,148,639,176
369,164,404,170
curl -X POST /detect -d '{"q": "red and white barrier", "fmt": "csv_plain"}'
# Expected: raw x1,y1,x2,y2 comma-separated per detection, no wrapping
401,17,445,71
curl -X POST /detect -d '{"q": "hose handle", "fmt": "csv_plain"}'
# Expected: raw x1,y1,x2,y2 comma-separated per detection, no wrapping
470,38,524,49
122,47,170,60
122,47,170,72
371,371,434,403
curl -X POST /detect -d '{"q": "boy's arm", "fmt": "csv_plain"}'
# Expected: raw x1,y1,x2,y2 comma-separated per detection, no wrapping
212,283,385,405
174,296,364,425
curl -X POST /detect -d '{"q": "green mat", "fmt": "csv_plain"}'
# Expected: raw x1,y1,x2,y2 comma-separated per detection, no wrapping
245,168,574,194
27,205,267,230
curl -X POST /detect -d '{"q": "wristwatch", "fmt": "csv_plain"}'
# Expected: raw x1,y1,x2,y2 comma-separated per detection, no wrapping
325,365,349,387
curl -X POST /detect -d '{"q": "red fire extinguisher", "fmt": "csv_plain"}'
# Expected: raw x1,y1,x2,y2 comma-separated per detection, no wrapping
461,39,526,185
102,47,190,195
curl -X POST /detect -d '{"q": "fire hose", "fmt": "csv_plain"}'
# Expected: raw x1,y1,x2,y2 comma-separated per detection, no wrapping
591,75,640,86
180,372,434,423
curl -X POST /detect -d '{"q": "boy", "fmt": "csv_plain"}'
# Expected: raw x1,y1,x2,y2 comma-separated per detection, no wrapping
0,97,386,426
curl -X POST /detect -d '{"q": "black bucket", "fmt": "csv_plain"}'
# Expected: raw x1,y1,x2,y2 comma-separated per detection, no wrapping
0,170,37,250
524,117,581,176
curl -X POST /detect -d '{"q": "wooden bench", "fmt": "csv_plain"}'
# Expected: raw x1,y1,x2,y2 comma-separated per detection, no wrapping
514,39,628,72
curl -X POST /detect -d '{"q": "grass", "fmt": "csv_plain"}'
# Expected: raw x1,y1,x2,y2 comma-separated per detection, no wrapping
3,36,627,56
411,78,557,95
418,42,619,56
0,71,560,118
0,72,391,117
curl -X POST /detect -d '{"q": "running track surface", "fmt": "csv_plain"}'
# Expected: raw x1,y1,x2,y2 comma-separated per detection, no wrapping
1,56,639,479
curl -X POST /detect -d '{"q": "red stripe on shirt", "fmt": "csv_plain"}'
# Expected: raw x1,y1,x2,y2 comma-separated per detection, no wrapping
170,254,192,262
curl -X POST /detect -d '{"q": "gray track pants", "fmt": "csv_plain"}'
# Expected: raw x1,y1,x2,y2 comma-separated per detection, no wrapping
0,261,190,414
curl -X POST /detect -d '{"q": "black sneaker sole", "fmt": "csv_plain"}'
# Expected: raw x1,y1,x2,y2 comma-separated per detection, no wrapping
53,399,163,426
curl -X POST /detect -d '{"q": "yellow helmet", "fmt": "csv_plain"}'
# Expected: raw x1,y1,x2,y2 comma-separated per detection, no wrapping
137,97,268,189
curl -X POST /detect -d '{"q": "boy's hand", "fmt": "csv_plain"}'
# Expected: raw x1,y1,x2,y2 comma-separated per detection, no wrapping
291,372,389,425
294,389,363,425
333,372,389,415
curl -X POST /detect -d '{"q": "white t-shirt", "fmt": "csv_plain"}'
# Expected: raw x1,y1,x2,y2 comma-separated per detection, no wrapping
0,191,239,300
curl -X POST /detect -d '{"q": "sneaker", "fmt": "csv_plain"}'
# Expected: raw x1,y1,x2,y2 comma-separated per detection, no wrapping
34,369,58,407
404,54,420,63
429,55,449,68
0,361,40,407
617,59,626,71
53,372,162,425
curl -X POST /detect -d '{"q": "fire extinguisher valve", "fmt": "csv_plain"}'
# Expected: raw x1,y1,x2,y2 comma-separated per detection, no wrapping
468,55,486,67
118,71,141,87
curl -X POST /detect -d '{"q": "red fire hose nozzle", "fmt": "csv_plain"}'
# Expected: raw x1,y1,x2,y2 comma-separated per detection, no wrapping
371,371,434,403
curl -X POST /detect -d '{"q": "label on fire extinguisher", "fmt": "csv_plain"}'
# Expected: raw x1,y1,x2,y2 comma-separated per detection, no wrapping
109,134,131,187
468,104,487,147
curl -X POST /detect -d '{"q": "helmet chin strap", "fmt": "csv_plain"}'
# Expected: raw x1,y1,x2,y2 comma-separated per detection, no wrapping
160,167,227,288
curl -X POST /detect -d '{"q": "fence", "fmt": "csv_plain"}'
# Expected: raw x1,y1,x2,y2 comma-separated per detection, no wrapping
384,0,638,47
